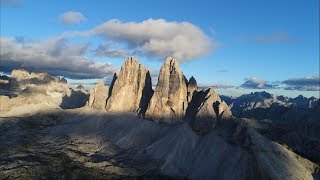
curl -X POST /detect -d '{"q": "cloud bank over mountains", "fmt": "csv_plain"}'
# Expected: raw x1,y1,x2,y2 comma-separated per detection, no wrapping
282,76,320,91
1,18,214,79
240,77,276,89
0,15,317,93
238,76,320,92
0,37,116,79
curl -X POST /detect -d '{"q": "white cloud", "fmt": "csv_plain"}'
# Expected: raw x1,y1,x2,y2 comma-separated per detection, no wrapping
93,42,129,58
0,37,117,79
59,11,86,25
0,18,216,79
90,19,215,61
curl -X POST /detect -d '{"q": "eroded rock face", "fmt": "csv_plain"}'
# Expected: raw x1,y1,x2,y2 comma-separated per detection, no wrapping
106,57,153,116
145,57,188,122
0,75,11,96
186,88,233,134
187,76,197,102
11,68,31,81
60,87,89,109
11,69,67,85
0,86,63,117
87,80,109,110
9,68,68,95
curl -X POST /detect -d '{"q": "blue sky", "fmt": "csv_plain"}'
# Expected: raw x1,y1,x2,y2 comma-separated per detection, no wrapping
1,0,319,98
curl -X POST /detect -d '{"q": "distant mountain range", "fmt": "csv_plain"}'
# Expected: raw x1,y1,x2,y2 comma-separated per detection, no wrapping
221,91,320,164
221,91,319,121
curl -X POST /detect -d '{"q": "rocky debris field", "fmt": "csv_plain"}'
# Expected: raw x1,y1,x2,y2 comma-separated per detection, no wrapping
0,108,319,179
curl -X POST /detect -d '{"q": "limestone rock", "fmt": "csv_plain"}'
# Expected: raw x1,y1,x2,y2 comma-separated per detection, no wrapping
187,76,197,102
106,57,153,116
108,73,117,97
11,68,31,81
0,75,10,96
9,68,68,94
87,80,109,110
186,88,233,134
75,85,86,92
11,68,67,84
0,86,62,117
60,87,89,109
145,57,188,122
218,101,233,121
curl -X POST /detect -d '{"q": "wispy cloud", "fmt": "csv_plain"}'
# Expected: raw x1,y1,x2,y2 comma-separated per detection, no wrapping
254,32,301,44
93,42,129,58
59,11,87,25
0,37,117,79
0,0,21,7
216,69,228,73
237,32,301,44
282,76,320,91
199,83,235,89
240,77,276,89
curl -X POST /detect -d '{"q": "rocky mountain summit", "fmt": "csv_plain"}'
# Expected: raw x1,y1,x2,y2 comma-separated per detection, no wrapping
0,69,89,116
187,76,197,102
87,80,109,110
186,89,233,134
9,68,68,95
106,57,153,116
0,58,319,179
85,57,234,134
221,91,319,121
145,57,189,121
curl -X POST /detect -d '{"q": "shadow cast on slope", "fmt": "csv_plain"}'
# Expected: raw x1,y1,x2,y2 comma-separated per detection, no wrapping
0,109,165,179
1,108,318,179
138,71,154,118
60,90,89,109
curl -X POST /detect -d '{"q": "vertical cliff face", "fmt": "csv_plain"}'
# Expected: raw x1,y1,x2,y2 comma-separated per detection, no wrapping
87,80,109,110
187,76,197,103
106,57,153,116
145,57,188,122
85,56,233,131
185,89,233,134
86,56,233,133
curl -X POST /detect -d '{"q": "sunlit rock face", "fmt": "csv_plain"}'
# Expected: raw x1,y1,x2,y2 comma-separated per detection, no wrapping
11,68,31,81
9,68,68,94
87,80,109,110
0,69,73,113
106,57,153,116
145,57,188,122
185,88,233,134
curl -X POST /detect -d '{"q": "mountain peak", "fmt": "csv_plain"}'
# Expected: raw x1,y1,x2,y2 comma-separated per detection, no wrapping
145,57,188,121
